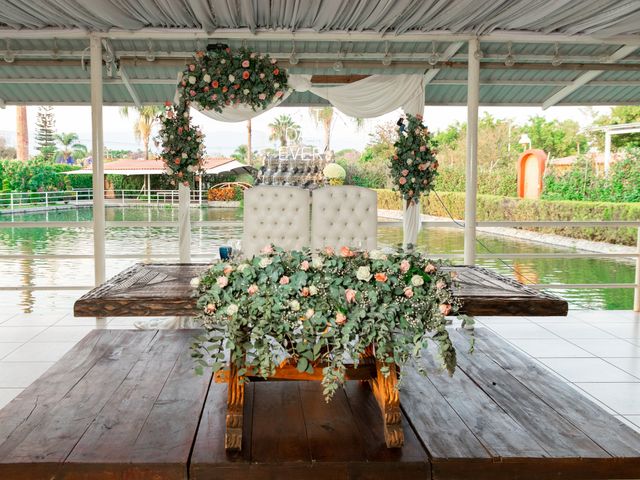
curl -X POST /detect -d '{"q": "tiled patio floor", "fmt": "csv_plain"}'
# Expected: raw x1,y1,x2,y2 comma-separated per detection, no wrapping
1,309,639,432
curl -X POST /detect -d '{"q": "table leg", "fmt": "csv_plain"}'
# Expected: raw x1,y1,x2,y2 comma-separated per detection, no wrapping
225,363,244,451
369,360,404,448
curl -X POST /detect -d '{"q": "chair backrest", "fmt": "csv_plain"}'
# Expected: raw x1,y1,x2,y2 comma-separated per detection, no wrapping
242,186,311,257
311,186,377,251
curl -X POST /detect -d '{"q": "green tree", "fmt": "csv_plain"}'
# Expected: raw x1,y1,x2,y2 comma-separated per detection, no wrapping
308,107,334,151
594,106,640,150
518,116,587,159
35,106,56,161
268,114,300,147
55,132,87,162
119,106,163,160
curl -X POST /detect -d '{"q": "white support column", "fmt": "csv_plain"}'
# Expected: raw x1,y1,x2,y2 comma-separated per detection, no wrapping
90,35,106,286
604,131,612,176
147,173,151,204
634,227,640,312
464,38,480,265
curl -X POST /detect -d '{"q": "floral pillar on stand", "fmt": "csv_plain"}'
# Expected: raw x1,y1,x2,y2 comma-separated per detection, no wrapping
390,114,439,251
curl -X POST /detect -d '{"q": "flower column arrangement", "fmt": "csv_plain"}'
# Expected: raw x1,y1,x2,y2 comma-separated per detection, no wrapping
390,114,439,250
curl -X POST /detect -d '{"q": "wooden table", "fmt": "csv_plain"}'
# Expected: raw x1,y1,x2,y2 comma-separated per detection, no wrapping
1,328,639,479
74,263,569,318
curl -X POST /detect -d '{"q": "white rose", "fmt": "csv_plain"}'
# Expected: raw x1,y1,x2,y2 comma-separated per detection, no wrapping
305,308,315,319
259,257,272,268
411,274,425,287
183,112,189,118
237,263,248,272
290,299,300,311
356,266,372,282
182,152,188,159
189,277,200,288
311,255,323,269
228,74,235,82
203,74,211,83
187,165,194,173
369,250,387,261
226,304,239,316
407,159,413,165
274,82,280,88
308,285,318,296
188,76,196,84
220,59,226,64
165,167,173,175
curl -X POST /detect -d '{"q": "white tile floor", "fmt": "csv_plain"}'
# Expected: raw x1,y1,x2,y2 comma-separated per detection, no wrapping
0,309,639,432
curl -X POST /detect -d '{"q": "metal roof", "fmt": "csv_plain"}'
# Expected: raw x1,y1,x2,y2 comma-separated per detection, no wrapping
0,1,639,107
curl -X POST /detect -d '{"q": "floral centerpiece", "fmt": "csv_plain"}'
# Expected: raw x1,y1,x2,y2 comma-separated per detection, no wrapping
322,162,346,185
191,246,462,400
157,102,205,185
176,46,288,113
390,114,439,206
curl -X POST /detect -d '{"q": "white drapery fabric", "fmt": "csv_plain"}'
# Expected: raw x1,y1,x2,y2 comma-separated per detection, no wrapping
178,183,191,263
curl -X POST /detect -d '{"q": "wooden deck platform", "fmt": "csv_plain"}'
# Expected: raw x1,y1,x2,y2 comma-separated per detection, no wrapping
1,328,639,479
74,263,569,317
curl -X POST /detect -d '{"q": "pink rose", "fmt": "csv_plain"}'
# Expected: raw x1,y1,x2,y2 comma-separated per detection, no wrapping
336,312,347,325
400,259,410,273
436,279,446,290
300,287,310,297
439,303,452,316
420,145,426,152
261,245,273,254
217,276,228,288
204,303,216,314
223,265,233,275
325,246,335,256
399,177,407,185
416,113,423,121
242,60,250,68
275,91,283,98
300,260,310,271
404,288,414,298
345,288,356,303
340,246,355,257
418,163,427,171
248,284,258,295
259,73,265,79
425,263,437,274
401,169,409,176
189,89,196,96
189,64,195,71
393,154,398,160
279,275,290,285
258,93,267,100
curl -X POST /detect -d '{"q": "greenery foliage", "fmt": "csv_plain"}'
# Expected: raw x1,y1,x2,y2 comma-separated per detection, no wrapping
376,189,640,246
543,149,640,203
35,106,57,161
177,47,288,113
192,246,460,400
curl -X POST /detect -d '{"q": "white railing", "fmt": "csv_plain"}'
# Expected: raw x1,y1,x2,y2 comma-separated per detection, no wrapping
0,188,211,210
0,218,637,311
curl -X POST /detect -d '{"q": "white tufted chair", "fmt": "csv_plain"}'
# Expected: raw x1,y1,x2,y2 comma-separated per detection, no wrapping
242,186,311,257
311,186,377,252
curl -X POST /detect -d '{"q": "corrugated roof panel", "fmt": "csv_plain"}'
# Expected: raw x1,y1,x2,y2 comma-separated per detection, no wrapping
563,84,640,104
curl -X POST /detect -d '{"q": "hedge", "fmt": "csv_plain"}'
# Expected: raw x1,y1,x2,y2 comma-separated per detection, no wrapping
376,189,640,246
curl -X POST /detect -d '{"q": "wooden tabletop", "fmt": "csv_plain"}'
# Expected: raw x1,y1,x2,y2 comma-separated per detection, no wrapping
1,328,638,479
74,263,568,318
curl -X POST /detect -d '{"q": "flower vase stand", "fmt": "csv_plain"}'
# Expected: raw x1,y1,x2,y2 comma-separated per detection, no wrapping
214,346,403,451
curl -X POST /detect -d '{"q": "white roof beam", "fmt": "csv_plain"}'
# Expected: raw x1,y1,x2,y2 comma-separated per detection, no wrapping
424,42,464,85
102,39,141,108
542,44,638,109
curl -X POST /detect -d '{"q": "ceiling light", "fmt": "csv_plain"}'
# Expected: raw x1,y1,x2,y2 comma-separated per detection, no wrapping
51,38,59,60
551,43,562,67
382,53,392,66
3,40,14,63
333,60,343,71
473,48,484,60
145,39,155,62
428,41,440,66
504,42,515,67
289,41,299,65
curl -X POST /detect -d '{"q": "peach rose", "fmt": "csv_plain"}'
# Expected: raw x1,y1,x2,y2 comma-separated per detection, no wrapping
340,246,355,257
216,276,228,288
374,272,388,282
425,263,437,274
261,245,273,254
247,284,258,295
439,303,452,316
223,265,233,275
336,312,347,325
345,288,356,303
325,246,335,256
279,276,290,285
404,288,414,298
436,279,446,290
300,260,310,271
300,286,310,297
399,177,407,185
400,259,410,273
401,169,409,176
204,303,216,314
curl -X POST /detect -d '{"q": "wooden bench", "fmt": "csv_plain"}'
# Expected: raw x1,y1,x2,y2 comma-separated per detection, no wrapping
1,329,640,479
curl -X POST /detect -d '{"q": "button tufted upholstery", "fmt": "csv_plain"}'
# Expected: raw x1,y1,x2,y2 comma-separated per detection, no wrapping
242,186,311,257
311,186,377,251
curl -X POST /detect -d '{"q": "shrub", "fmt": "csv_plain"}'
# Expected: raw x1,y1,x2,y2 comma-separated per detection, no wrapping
375,189,640,246
435,165,517,197
208,186,243,201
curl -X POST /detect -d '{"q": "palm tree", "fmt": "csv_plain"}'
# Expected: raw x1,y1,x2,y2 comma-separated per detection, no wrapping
309,107,334,152
55,132,87,162
268,114,301,147
231,145,248,162
119,106,163,160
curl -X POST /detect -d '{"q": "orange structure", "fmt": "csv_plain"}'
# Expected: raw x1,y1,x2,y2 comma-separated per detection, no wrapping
517,149,548,199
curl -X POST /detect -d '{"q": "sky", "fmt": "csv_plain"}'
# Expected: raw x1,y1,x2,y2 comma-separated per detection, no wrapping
0,104,610,157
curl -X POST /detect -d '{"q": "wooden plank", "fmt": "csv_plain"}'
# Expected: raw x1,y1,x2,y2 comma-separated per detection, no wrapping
74,263,568,318
466,328,640,458
0,329,157,478
310,74,369,84
61,330,203,479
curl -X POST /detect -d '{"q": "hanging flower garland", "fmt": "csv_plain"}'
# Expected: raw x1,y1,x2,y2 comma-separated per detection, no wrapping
177,46,288,113
390,114,439,205
157,101,205,185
